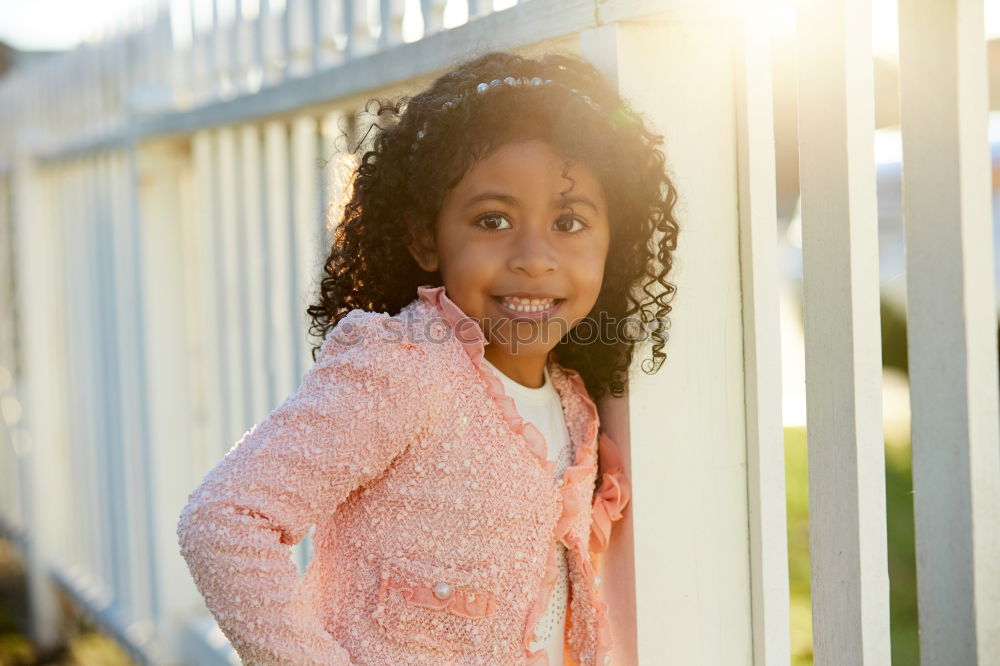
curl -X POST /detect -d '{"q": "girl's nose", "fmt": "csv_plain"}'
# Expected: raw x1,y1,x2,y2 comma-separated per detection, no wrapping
508,227,558,276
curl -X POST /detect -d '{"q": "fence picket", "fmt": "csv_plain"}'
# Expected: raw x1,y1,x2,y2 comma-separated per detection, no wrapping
898,1,1000,663
796,1,892,663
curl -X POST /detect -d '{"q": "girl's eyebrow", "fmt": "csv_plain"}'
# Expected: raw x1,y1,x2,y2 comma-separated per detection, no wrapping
462,190,599,213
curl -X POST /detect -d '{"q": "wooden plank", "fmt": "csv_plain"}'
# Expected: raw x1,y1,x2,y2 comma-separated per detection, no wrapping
191,26,211,106
581,17,752,665
379,0,406,48
262,2,290,86
315,0,346,66
214,127,250,441
262,120,297,407
421,0,447,37
212,0,229,101
108,148,153,624
287,0,315,76
239,124,272,422
796,0,892,663
57,165,98,577
42,164,73,568
897,1,1000,663
77,161,96,578
190,132,227,463
124,143,162,627
733,10,791,666
0,176,11,375
347,0,376,57
87,155,123,601
79,159,105,586
9,146,64,647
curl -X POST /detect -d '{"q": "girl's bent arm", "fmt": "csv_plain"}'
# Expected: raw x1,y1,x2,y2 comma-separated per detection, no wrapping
176,312,430,665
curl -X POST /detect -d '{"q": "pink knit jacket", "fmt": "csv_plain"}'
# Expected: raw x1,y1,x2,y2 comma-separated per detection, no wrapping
176,285,631,666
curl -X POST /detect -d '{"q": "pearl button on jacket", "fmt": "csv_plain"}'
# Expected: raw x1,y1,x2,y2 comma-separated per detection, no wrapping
176,285,631,665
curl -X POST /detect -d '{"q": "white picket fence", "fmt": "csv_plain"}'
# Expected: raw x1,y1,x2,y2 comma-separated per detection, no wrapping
0,0,997,664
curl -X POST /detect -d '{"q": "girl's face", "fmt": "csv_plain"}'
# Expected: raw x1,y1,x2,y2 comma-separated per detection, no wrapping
409,139,610,378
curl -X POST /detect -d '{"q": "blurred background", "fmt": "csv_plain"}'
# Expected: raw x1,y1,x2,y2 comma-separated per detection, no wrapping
0,0,998,664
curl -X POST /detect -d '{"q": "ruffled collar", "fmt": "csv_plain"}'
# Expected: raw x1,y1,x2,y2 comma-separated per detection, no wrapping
416,284,600,471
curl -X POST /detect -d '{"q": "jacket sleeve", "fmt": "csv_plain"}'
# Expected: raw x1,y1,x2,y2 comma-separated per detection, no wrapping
176,311,432,665
589,431,631,554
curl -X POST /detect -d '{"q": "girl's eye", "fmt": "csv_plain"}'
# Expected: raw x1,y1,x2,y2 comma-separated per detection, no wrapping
476,213,512,231
554,216,587,233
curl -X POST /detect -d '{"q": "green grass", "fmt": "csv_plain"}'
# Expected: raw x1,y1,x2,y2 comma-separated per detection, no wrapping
785,426,919,665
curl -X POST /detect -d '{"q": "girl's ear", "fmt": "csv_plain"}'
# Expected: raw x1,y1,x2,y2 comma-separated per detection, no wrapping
405,216,440,272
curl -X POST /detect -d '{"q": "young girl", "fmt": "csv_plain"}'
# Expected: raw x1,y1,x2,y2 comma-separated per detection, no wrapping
177,50,678,666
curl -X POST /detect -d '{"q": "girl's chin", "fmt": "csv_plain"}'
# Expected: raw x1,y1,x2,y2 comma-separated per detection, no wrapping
482,318,572,348
486,341,555,359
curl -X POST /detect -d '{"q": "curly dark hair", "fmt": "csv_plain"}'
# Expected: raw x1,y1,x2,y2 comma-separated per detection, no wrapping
306,50,679,400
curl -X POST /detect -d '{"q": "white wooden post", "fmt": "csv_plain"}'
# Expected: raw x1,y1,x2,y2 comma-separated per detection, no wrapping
348,0,377,56
180,0,201,107
0,174,18,526
190,132,227,466
0,174,12,373
466,0,489,22
316,0,347,66
796,0,892,663
214,127,251,444
581,16,754,665
898,1,1000,663
212,0,234,98
420,0,447,36
96,154,130,603
135,138,204,664
379,0,407,48
109,147,155,625
191,29,212,105
59,163,102,580
239,124,272,422
262,120,297,408
10,138,64,650
262,0,290,85
82,156,120,597
733,10,791,666
287,0,316,77
237,11,261,94
42,164,73,570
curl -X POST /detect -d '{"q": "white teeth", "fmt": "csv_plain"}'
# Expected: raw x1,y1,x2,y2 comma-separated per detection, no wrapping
500,296,557,313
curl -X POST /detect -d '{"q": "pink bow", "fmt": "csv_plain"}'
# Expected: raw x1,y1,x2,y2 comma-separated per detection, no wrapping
589,432,631,553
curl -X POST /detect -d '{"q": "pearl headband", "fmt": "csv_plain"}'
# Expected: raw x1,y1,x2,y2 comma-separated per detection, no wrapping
409,74,603,151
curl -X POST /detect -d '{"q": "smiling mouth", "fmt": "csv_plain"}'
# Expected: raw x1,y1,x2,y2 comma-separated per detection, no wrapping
494,295,565,315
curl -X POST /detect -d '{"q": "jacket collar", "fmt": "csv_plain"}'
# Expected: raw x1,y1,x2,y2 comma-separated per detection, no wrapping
416,283,569,376
416,284,600,468
416,284,489,361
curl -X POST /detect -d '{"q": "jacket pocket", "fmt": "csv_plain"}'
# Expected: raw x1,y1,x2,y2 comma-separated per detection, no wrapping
371,556,498,653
